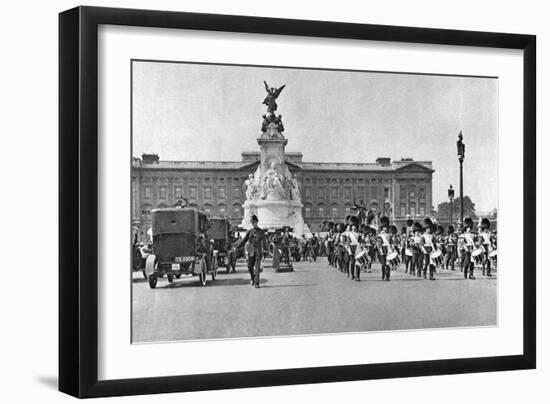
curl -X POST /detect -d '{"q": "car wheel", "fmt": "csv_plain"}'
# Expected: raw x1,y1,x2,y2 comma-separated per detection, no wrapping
167,274,174,283
199,271,207,286
175,273,181,279
148,274,157,289
211,268,217,281
142,270,147,279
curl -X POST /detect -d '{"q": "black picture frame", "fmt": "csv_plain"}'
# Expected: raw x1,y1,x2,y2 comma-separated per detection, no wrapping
59,6,536,398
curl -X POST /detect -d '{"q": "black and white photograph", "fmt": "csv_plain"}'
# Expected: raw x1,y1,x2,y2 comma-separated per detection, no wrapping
131,60,498,343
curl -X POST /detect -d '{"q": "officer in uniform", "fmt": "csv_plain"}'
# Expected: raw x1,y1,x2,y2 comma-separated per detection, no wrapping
479,218,493,276
348,218,361,281
445,225,458,271
237,215,266,288
378,217,392,281
281,227,291,265
421,218,436,280
410,222,423,277
461,218,476,280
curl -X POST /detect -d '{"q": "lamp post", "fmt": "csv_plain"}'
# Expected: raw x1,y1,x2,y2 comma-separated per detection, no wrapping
448,184,455,226
456,132,465,226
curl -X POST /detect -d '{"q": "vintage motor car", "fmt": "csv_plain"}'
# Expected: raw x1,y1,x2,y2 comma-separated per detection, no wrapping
145,207,217,288
208,218,232,273
227,227,246,273
132,241,150,279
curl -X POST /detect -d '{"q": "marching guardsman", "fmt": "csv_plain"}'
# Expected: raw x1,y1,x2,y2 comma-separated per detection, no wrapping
479,218,493,276
327,227,335,267
400,226,412,273
378,216,392,281
390,225,399,271
445,225,458,271
237,215,266,288
461,218,476,280
348,217,361,281
421,218,436,280
281,227,291,265
309,233,319,262
336,223,347,272
409,222,424,277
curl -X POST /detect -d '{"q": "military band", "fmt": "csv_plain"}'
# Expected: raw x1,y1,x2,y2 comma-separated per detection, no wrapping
320,214,497,282
238,213,497,284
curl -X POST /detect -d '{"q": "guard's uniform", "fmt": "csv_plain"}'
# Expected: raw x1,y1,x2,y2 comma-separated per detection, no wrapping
348,230,361,280
379,231,392,281
461,231,476,279
421,232,436,280
239,227,266,286
445,232,458,270
480,229,492,276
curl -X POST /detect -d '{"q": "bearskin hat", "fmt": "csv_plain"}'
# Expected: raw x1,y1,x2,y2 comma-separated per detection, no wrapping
424,217,433,228
349,215,359,226
464,217,474,229
401,226,407,234
481,218,491,230
380,216,390,228
390,225,398,235
406,218,414,227
437,225,444,234
336,222,346,233
448,225,455,234
413,221,423,232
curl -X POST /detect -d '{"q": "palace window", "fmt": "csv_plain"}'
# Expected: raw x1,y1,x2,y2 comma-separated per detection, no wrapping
410,202,417,217
419,205,425,216
400,186,407,201
409,185,416,199
305,206,311,218
218,205,226,217
204,186,212,199
318,206,325,218
233,186,241,198
143,186,152,199
304,187,312,199
384,187,390,199
232,204,241,218
370,186,378,198
174,186,182,199
344,187,351,200
357,186,364,200
189,186,197,199
331,206,338,218
400,204,406,217
317,188,325,199
159,186,167,200
218,186,226,199
331,186,338,199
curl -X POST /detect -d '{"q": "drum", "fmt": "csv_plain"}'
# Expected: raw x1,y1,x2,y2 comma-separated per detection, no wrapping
488,250,497,265
355,250,370,267
387,252,401,268
430,250,444,267
471,248,485,265
405,248,413,257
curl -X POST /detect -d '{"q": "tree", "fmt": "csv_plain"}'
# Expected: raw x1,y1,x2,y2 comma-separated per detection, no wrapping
436,195,477,222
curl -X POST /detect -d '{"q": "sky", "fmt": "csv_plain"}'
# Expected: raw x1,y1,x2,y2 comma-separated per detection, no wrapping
132,61,498,212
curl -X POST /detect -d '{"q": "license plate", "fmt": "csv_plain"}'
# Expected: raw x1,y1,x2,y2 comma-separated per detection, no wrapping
174,256,194,263
171,263,180,271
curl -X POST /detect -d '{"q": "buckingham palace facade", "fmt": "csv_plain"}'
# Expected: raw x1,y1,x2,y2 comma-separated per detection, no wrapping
132,153,434,238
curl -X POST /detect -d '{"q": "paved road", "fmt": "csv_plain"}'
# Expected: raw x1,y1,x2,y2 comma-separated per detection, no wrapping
132,258,497,343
